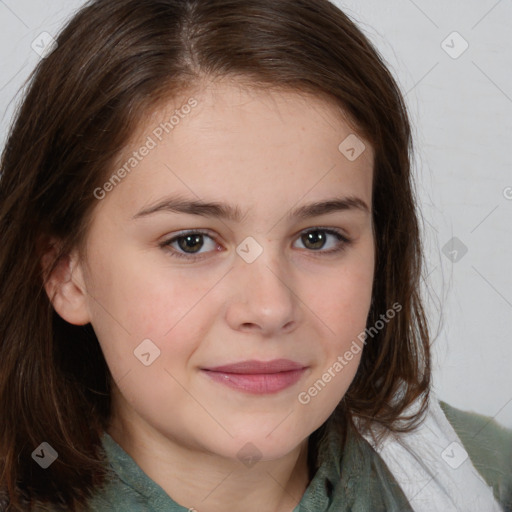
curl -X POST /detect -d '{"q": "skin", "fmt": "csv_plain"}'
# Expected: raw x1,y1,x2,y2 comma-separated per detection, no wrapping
45,78,375,512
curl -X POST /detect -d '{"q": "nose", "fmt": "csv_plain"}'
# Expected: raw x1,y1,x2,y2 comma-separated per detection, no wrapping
223,250,301,337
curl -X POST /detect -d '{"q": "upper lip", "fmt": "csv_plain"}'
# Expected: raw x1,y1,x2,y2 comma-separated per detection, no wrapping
202,359,306,374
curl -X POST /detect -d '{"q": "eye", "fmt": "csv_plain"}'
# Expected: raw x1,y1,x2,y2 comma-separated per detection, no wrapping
293,228,350,254
160,227,351,261
160,230,219,259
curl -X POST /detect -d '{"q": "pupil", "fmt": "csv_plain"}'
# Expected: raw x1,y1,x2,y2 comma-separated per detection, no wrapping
303,231,325,250
178,234,203,253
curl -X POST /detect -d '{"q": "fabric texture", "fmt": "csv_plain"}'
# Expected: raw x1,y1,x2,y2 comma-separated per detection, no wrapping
357,395,507,511
84,398,512,511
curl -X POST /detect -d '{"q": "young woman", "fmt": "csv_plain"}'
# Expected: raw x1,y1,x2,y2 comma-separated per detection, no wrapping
0,0,510,510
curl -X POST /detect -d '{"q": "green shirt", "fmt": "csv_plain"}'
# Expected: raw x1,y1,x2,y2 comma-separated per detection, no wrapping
86,401,512,511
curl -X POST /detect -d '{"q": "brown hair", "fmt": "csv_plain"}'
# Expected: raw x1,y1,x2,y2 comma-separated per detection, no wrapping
0,0,430,509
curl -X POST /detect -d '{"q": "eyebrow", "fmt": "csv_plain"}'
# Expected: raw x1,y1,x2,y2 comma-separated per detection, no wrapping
132,195,370,222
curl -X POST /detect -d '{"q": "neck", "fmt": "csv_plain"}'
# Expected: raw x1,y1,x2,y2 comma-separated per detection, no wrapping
107,406,311,512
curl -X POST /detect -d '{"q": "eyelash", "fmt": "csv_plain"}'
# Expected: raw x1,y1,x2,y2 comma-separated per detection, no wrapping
160,228,352,261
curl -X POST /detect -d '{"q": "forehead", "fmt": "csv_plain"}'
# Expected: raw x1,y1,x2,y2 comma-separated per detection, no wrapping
94,79,374,221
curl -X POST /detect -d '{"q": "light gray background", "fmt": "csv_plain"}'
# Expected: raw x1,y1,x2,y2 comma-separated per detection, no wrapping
1,1,511,427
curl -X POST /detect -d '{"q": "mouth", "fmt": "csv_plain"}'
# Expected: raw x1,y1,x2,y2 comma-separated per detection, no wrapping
201,359,308,394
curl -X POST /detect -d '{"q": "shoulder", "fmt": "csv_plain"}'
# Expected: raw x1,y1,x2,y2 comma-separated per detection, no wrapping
83,432,180,511
85,482,150,512
440,400,512,511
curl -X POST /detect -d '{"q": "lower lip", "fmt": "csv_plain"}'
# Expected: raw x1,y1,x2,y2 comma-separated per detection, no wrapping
201,369,306,394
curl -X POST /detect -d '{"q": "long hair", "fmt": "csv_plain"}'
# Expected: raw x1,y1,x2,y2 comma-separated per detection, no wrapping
0,0,430,509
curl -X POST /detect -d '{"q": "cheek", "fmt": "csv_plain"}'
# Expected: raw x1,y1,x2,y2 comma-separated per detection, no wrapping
87,244,204,331
84,246,228,383
324,276,372,327
82,257,183,369
295,243,374,410
305,253,374,340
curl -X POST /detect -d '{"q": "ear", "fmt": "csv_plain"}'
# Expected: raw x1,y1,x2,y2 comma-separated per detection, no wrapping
41,241,91,326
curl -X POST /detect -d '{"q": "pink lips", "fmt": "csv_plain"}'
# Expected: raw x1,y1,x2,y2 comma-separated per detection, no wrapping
201,359,307,394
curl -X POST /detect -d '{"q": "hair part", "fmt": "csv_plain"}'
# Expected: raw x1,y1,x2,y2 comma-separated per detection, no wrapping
0,0,430,509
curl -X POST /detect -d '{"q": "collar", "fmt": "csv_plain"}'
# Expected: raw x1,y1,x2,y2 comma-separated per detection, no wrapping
100,422,412,511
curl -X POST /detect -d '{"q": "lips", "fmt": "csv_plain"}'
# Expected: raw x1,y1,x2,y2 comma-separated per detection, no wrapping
201,359,307,394
203,359,305,374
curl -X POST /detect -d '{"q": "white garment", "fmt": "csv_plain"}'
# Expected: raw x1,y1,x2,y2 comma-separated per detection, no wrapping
356,393,503,512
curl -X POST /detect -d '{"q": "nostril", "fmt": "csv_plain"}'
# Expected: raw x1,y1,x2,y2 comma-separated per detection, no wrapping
283,320,295,331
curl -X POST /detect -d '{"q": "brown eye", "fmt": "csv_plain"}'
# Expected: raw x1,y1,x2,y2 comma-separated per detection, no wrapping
301,230,327,250
177,234,205,253
161,230,218,259
293,228,351,254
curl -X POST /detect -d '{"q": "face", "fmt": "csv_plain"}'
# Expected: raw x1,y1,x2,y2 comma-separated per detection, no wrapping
59,80,375,462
